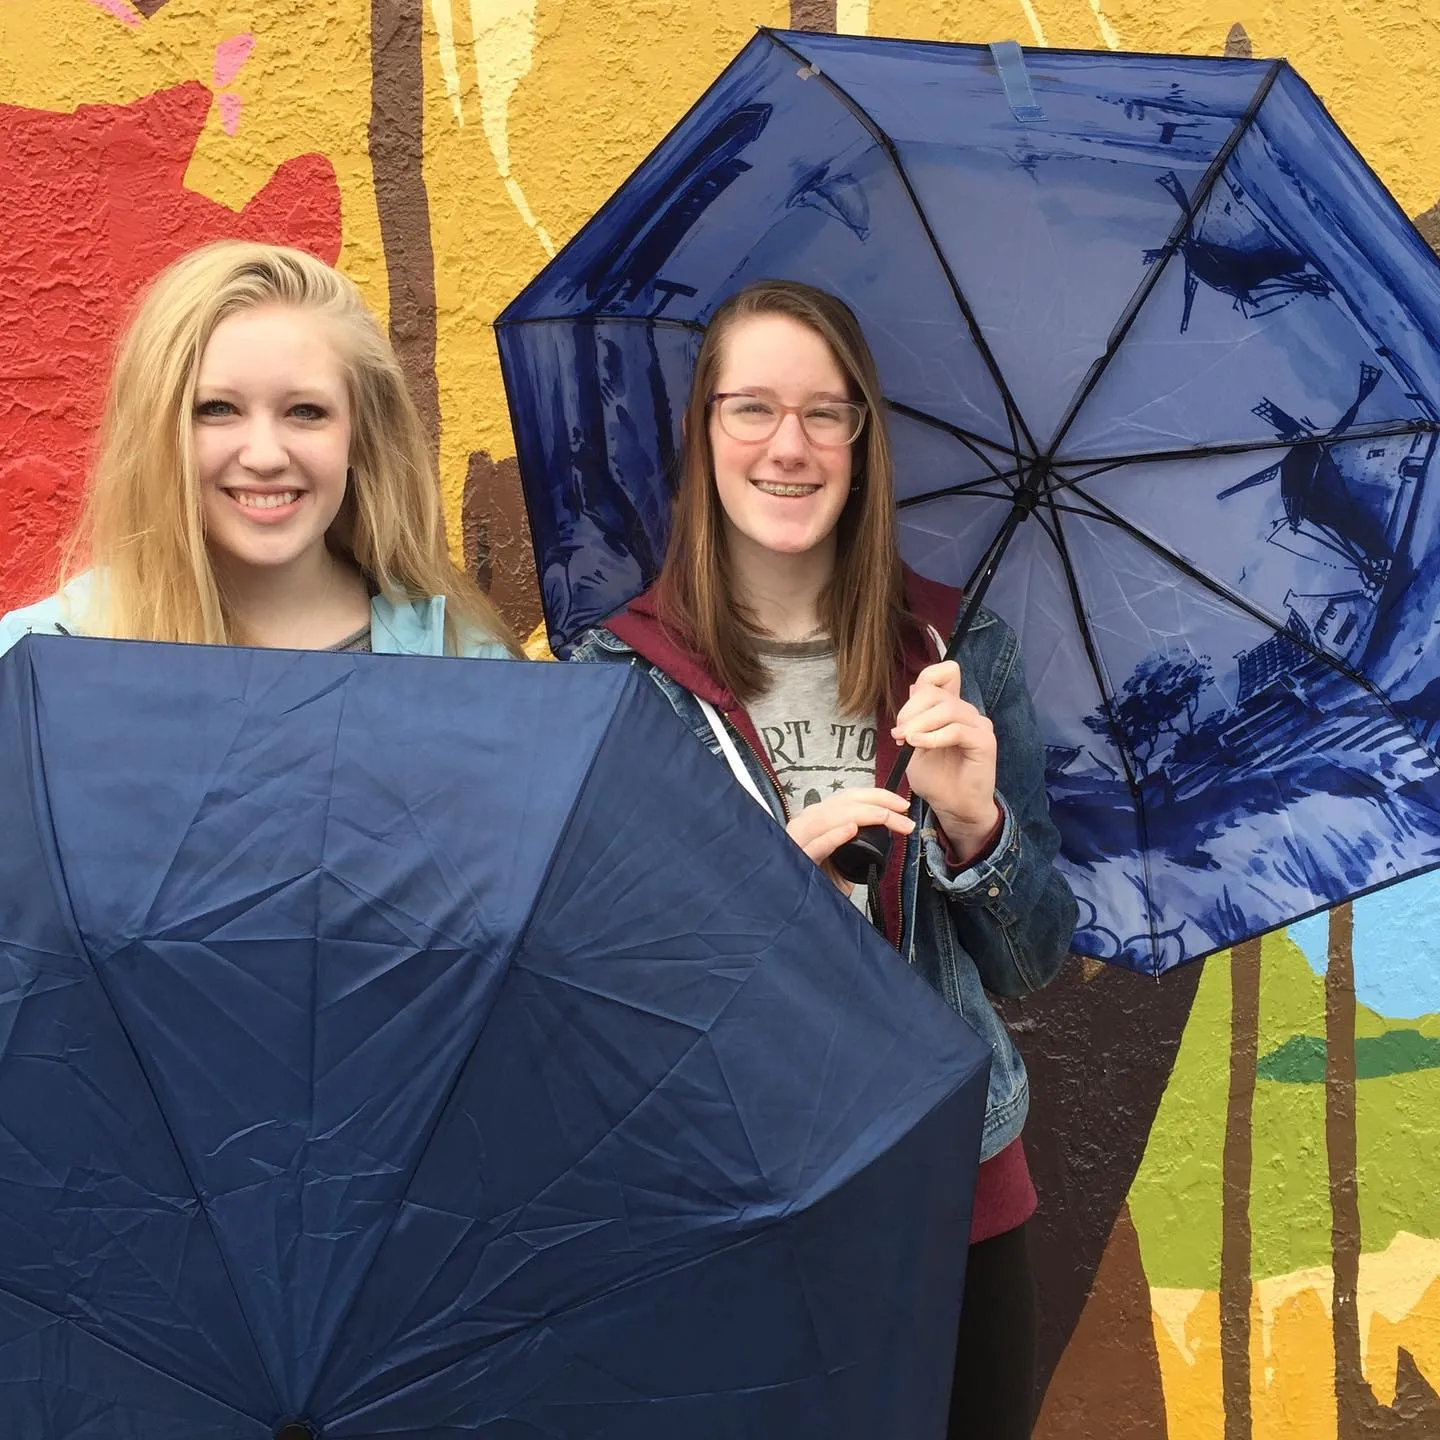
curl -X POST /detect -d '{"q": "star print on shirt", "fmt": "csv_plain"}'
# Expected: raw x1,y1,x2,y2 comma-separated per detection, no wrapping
829,779,845,791
781,780,797,796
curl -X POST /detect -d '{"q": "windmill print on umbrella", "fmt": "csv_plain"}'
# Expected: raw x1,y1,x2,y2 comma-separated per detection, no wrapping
1045,338,1440,964
1146,168,1332,332
1217,362,1418,590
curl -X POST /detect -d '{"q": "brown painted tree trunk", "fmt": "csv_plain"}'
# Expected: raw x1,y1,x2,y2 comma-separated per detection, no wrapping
1220,936,1261,1440
1008,955,1203,1401
789,0,836,31
1033,1202,1168,1438
369,0,441,461
462,451,543,637
1325,903,1440,1438
1328,901,1367,1439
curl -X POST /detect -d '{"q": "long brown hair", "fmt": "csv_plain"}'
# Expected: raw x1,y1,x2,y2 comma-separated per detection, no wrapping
657,279,905,715
61,240,518,655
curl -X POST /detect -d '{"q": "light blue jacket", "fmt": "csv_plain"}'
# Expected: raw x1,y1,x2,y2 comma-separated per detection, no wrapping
0,573,513,660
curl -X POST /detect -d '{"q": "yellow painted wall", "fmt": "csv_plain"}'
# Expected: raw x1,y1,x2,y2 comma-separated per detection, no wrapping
4,2,1440,1433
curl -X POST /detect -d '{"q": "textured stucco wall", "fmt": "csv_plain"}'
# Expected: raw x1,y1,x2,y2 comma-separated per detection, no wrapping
3,4,1440,1437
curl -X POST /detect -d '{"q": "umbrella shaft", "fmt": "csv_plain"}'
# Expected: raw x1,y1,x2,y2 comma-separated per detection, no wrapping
888,492,1033,791
831,493,1035,886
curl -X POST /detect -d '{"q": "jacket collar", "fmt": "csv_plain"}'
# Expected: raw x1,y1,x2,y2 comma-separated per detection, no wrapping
17,573,454,657
370,592,447,656
605,567,975,720
602,568,978,943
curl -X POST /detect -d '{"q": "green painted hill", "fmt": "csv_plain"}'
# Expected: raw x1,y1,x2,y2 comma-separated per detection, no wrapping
1128,926,1440,1291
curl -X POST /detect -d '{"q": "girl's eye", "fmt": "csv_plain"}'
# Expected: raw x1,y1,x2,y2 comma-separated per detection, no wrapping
194,399,235,418
290,403,328,421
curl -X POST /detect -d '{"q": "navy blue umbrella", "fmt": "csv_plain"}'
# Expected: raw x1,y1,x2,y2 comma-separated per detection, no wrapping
497,29,1440,973
0,635,987,1438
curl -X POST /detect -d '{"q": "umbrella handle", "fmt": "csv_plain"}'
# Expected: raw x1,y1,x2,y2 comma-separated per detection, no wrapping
830,825,893,885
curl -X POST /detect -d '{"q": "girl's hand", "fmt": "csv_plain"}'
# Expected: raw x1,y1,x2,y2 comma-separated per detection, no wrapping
894,661,1002,865
786,788,914,893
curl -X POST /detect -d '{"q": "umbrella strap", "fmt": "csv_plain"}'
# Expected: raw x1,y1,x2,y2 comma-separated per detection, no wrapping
696,696,774,814
989,41,1044,124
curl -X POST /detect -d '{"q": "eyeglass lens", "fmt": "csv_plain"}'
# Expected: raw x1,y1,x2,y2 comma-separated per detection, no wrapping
716,396,864,446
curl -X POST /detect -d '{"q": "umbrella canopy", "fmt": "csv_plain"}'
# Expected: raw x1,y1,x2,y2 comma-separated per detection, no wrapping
497,29,1440,973
0,634,988,1439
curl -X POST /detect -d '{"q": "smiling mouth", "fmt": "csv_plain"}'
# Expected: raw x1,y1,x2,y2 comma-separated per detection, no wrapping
228,490,301,510
752,480,820,498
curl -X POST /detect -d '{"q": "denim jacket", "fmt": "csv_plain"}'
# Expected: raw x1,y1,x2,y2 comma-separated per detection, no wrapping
569,575,1076,1160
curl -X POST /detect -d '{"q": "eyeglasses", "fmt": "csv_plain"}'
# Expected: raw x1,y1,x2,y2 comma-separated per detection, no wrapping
709,393,867,447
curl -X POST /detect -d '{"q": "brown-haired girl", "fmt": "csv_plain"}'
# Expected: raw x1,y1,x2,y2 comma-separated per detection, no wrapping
572,278,1076,1438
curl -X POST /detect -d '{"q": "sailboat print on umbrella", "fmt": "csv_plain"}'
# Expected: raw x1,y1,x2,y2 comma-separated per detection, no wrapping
1146,169,1332,332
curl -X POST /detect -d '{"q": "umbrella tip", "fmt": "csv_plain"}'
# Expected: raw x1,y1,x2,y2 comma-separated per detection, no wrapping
275,1424,318,1440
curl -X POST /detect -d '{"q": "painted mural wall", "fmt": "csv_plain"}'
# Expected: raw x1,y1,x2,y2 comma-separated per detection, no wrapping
2,2,1438,1436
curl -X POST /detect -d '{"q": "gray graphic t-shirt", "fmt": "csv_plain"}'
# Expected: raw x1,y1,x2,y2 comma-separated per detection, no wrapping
750,635,877,910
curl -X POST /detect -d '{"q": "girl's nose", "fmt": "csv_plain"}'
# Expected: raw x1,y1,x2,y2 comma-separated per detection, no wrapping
768,409,810,462
238,419,287,473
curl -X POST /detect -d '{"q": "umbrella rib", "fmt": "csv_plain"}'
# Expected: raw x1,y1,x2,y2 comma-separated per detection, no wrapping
1040,59,1285,460
884,399,1015,479
15,685,285,1417
1065,477,1440,769
760,29,1038,459
1057,417,1440,477
897,480,1025,510
1039,498,1158,890
0,1280,268,1426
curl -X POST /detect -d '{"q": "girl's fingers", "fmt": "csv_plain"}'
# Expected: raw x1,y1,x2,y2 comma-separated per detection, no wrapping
896,688,979,731
787,791,915,864
838,787,911,812
894,706,993,747
797,805,914,843
800,821,859,865
904,721,979,750
912,660,961,692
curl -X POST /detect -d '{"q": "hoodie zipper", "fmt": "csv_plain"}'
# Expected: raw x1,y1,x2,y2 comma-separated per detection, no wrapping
721,707,790,823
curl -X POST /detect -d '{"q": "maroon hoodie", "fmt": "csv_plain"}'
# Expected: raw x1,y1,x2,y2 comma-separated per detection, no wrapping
607,568,965,948
604,567,1037,1246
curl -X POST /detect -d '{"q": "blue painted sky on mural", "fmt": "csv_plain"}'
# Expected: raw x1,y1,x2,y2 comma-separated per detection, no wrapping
1290,878,1440,1019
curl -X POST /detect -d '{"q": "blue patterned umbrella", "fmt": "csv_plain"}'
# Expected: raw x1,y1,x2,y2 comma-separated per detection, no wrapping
0,635,987,1438
497,30,1440,972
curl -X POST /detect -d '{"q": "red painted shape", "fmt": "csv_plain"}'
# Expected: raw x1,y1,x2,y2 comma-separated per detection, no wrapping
0,83,343,608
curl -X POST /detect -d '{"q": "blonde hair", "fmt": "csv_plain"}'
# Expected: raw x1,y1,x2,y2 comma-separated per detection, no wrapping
658,279,905,715
62,240,517,654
